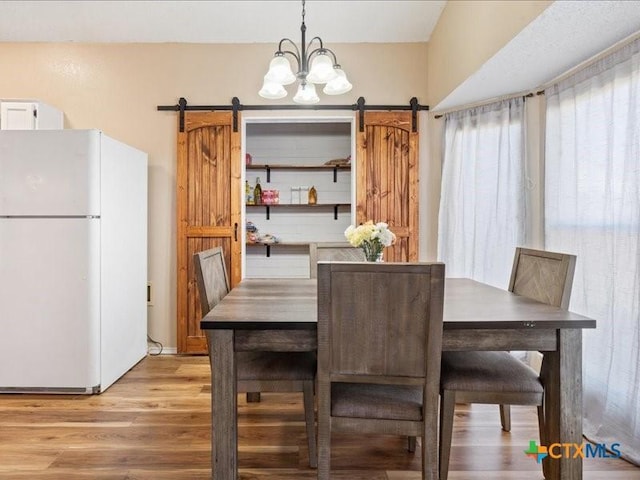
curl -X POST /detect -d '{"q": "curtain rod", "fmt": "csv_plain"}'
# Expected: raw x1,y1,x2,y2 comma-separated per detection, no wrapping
432,90,544,119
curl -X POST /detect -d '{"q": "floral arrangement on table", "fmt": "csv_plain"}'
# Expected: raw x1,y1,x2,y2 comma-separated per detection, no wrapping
344,221,396,262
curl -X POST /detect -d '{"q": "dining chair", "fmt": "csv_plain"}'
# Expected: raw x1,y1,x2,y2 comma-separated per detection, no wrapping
308,242,365,278
438,247,577,480
193,246,318,468
317,261,445,480
310,244,422,454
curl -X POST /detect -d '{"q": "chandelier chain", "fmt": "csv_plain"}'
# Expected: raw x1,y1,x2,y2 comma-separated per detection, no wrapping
302,0,306,24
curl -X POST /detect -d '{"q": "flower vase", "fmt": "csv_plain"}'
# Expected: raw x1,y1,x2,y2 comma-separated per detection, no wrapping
364,251,384,262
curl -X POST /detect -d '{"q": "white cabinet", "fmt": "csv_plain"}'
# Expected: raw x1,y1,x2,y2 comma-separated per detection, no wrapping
0,101,64,130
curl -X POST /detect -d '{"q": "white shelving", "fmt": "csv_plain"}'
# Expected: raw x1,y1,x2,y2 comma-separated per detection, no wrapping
245,122,352,278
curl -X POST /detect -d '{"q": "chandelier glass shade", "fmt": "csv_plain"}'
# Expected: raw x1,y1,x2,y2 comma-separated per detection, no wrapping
258,0,352,104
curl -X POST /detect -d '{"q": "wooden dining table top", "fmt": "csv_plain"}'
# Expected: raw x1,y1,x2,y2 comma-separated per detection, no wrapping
200,277,596,331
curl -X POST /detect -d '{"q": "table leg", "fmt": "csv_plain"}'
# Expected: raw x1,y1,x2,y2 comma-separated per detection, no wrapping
207,330,237,480
543,329,583,480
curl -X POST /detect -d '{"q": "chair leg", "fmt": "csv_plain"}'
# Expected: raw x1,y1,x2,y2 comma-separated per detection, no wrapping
408,436,417,452
317,380,331,480
537,404,547,479
539,354,552,480
500,404,511,432
439,390,456,480
302,380,317,468
420,426,427,480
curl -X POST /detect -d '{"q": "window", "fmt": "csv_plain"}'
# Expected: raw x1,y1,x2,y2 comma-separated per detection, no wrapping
545,38,640,465
438,97,526,288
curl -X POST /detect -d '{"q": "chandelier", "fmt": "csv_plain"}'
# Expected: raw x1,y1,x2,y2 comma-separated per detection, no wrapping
258,0,352,104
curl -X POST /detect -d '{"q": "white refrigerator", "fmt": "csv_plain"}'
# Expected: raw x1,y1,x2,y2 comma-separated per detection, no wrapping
0,129,148,393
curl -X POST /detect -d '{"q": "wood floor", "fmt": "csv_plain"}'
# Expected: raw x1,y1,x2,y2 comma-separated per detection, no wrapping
0,355,637,479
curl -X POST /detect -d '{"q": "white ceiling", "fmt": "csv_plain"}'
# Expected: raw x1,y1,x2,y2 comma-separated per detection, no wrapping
0,1,446,44
436,1,640,110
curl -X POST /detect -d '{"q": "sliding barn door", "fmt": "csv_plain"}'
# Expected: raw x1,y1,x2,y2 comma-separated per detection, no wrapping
356,111,419,262
177,111,241,354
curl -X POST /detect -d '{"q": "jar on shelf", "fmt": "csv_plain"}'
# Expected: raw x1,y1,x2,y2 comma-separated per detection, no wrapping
291,187,301,204
308,186,317,205
245,180,254,205
300,186,309,204
262,189,280,205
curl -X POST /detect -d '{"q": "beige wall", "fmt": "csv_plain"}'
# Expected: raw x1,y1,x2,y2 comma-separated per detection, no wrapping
0,42,428,350
0,1,562,349
426,0,552,107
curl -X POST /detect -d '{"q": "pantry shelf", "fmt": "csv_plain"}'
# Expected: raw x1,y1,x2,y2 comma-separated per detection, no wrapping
245,203,350,220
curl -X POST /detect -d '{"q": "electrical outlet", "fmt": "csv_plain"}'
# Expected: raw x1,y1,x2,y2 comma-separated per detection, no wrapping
147,282,153,306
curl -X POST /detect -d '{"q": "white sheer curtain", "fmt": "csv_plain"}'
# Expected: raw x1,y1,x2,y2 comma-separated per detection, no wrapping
545,37,640,465
438,98,526,288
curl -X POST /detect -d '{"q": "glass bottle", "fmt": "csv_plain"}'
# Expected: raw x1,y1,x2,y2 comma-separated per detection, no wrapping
254,177,263,205
308,186,317,205
245,180,254,205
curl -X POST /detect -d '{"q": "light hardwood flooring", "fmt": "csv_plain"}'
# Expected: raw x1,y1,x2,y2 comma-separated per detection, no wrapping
0,355,637,479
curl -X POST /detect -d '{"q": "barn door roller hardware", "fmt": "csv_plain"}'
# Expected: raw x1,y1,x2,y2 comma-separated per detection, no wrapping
157,97,428,133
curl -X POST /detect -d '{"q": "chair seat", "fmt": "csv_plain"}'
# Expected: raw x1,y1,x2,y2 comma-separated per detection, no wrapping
331,382,423,421
238,351,316,381
441,351,543,394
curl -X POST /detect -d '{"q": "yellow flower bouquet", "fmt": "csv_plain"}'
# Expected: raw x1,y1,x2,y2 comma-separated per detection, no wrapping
344,221,396,262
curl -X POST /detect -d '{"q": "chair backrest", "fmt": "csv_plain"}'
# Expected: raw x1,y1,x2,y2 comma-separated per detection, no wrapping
508,247,576,309
317,261,445,382
309,242,365,278
193,247,230,316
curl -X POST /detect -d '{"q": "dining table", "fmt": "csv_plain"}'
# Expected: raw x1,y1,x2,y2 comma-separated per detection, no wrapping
201,277,597,480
